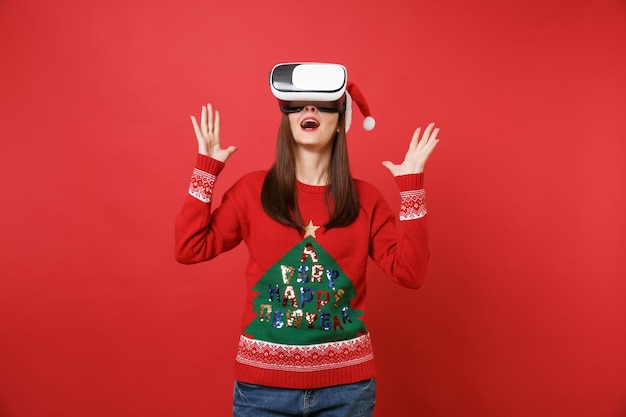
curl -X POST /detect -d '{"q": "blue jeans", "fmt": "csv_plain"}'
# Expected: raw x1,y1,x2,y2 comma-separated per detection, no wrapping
232,379,376,417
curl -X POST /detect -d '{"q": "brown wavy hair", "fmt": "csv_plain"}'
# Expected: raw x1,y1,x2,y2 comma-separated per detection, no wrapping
261,112,359,231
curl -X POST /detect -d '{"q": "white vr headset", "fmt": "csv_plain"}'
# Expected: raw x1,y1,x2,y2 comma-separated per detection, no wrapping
269,63,347,114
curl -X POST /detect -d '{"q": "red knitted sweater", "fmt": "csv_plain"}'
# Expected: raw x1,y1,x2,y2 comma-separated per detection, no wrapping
175,154,430,389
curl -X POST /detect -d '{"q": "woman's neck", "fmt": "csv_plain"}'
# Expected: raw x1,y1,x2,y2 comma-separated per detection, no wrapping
295,148,331,186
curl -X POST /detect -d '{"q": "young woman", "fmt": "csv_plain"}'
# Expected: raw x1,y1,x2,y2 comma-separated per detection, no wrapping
175,63,439,417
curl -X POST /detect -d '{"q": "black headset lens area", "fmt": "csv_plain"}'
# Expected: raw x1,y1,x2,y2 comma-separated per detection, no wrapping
278,96,347,114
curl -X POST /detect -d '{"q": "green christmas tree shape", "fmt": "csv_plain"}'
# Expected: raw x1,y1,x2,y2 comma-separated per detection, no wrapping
244,237,367,345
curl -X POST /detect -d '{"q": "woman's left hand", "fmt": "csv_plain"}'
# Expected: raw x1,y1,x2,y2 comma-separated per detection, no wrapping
382,122,440,176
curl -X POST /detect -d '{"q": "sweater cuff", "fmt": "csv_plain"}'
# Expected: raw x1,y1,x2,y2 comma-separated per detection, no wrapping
394,173,424,192
395,174,427,221
196,153,225,176
188,154,225,203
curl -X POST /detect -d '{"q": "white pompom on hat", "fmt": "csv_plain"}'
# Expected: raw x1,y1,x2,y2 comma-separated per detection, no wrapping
345,81,376,132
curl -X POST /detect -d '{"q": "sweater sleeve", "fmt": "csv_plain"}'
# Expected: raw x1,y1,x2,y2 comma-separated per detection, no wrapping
174,154,244,264
368,173,429,289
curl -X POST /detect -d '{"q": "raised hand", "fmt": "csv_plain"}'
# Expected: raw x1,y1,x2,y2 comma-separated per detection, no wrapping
190,103,237,162
382,122,439,176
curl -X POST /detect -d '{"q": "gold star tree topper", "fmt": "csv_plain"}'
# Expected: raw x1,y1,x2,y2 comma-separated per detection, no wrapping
303,220,321,238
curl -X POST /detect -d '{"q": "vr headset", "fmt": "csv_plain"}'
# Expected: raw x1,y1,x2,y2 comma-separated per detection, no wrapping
269,63,347,114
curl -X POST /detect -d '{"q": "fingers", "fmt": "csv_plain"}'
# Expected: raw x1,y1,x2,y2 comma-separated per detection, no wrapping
425,128,439,152
214,109,220,139
191,103,234,160
419,123,440,160
207,103,214,134
416,123,440,151
429,127,440,144
200,105,207,136
422,122,435,141
409,127,421,151
410,123,439,150
197,103,219,137
381,161,395,174
190,115,200,135
191,115,208,156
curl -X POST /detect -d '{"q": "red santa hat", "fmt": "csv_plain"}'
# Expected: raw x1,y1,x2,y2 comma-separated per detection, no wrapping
345,81,376,132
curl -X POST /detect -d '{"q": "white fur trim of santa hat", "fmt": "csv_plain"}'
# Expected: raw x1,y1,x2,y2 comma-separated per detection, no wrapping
345,81,375,132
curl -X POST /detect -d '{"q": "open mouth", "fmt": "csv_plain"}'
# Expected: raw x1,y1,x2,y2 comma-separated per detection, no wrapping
301,118,320,130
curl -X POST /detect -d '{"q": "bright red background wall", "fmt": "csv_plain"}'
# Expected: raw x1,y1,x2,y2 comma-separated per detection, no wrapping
1,0,625,416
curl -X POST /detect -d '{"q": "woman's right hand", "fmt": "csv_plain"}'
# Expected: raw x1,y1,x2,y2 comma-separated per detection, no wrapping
190,103,237,162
